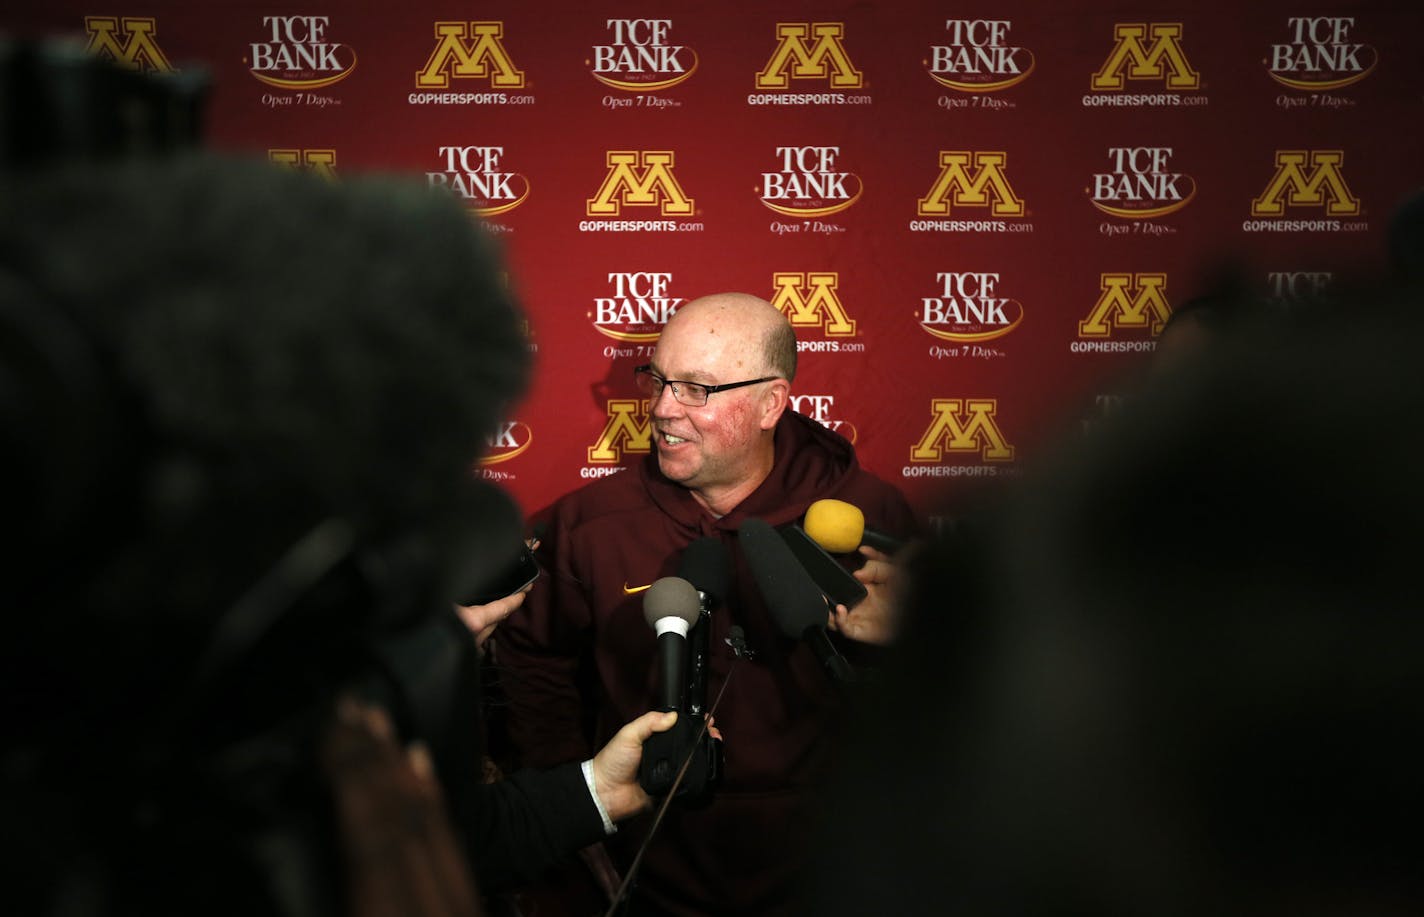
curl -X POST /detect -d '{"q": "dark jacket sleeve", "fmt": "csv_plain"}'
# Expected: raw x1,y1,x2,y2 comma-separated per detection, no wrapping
453,762,607,892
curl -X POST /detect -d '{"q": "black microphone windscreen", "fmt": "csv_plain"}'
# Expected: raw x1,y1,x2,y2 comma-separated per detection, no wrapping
643,576,701,629
739,518,829,638
677,536,729,604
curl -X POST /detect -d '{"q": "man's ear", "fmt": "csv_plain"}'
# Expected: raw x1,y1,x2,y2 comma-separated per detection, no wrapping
759,379,790,431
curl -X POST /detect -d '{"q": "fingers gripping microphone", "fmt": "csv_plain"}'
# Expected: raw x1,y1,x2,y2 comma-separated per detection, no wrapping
642,577,701,712
804,498,903,555
739,519,856,686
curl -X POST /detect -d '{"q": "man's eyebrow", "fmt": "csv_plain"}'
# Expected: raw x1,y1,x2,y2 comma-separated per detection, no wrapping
651,363,717,384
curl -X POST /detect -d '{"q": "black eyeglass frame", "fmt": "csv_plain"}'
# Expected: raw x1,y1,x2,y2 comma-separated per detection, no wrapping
633,364,779,407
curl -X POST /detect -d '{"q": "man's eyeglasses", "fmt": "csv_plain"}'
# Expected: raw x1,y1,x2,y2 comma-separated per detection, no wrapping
633,364,778,407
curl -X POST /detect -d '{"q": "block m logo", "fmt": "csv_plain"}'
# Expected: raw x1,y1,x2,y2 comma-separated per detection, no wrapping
268,149,338,180
1091,23,1199,90
587,152,694,216
1079,273,1172,337
770,272,856,336
911,399,1015,462
588,400,652,463
756,23,862,89
1251,151,1360,217
84,17,175,72
918,152,1025,218
417,22,525,89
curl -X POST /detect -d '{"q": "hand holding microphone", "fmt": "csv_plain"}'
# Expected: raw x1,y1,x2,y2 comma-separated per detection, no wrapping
802,500,905,645
826,545,898,646
590,708,681,821
771,498,893,612
637,576,723,800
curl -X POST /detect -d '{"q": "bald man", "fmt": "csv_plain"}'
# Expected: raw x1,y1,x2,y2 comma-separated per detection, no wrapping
496,293,916,916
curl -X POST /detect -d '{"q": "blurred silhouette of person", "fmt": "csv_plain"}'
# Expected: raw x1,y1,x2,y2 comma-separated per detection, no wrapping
1150,265,1272,378
807,278,1424,916
1388,186,1424,290
0,151,681,917
1151,292,1243,373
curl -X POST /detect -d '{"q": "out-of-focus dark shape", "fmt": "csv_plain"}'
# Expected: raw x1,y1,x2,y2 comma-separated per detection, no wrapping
811,276,1424,917
1388,186,1424,290
0,150,530,915
0,36,209,168
1150,265,1270,377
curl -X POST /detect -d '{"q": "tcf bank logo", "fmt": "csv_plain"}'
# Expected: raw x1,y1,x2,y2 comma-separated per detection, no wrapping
1268,271,1332,304
920,272,1025,343
427,146,530,218
417,21,525,88
592,272,683,343
771,272,857,339
1090,147,1196,219
905,400,1015,480
927,19,1034,92
1073,274,1171,353
591,19,697,91
789,395,858,444
755,23,863,89
1269,17,1377,91
587,400,652,467
478,419,533,478
1251,151,1361,217
247,16,356,90
84,16,175,72
761,146,862,218
269,149,338,180
586,151,694,216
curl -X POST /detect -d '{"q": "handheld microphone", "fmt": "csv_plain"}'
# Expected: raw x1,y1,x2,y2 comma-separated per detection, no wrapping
616,553,738,916
677,537,729,718
804,498,903,555
642,577,701,711
739,518,855,685
638,575,721,799
775,523,867,610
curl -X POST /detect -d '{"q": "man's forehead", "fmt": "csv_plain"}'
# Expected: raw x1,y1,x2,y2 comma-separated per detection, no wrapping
652,320,754,382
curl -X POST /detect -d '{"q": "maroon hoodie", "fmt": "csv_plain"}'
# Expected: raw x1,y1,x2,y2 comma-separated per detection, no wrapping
496,411,917,915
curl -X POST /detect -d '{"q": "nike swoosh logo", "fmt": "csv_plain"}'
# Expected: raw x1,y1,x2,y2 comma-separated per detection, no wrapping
622,582,652,595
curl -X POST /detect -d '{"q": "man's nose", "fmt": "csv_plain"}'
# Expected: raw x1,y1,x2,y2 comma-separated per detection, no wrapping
650,383,683,417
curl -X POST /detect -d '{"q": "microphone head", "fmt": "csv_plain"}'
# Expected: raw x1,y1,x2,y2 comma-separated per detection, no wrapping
643,576,702,629
738,518,829,638
803,499,865,554
678,536,730,604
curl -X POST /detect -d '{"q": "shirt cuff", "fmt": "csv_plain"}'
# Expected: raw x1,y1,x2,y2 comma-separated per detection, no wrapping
581,759,617,835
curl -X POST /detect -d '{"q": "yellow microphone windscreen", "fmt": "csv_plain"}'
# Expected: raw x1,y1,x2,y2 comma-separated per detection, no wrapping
803,499,864,553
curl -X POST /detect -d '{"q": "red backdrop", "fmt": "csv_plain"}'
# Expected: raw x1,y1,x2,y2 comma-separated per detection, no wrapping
8,1,1423,525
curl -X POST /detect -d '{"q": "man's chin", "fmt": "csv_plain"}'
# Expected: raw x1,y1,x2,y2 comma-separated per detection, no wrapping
655,451,698,485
